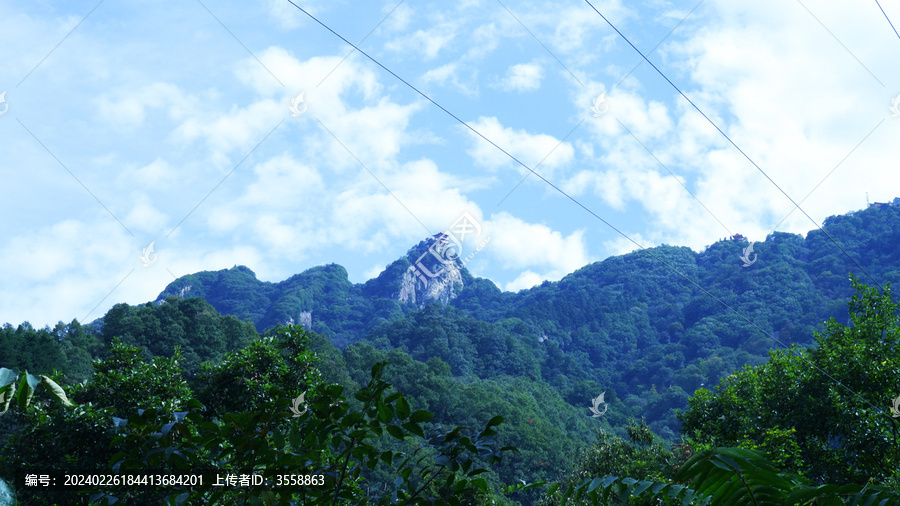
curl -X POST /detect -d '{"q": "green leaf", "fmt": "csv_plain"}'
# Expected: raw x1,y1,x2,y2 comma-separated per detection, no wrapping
386,425,405,440
0,381,15,415
0,368,18,388
409,410,433,423
401,422,424,438
396,396,411,419
561,482,574,502
376,400,393,424
39,375,75,408
632,480,653,496
371,362,386,379
17,372,40,411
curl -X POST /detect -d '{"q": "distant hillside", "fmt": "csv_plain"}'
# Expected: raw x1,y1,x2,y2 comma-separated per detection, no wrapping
3,204,899,499
146,204,900,438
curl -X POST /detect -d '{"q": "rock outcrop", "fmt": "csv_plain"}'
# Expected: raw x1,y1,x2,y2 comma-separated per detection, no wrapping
398,233,465,308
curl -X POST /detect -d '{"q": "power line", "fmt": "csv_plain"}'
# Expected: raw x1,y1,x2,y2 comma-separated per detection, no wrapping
584,0,894,306
284,0,895,420
874,0,900,40
794,0,884,87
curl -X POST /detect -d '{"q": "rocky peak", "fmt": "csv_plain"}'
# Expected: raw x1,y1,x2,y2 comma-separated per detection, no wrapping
398,233,465,308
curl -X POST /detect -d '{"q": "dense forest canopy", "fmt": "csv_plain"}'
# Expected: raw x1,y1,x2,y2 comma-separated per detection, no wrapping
142,204,900,438
1,204,899,504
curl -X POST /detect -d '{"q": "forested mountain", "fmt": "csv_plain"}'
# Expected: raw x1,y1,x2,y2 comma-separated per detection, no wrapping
141,204,900,439
2,204,900,504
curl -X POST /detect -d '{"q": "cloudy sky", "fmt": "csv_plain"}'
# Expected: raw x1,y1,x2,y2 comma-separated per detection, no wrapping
1,0,899,328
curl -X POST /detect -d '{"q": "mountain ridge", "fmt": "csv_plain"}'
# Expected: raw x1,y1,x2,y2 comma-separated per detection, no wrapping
6,203,899,486
153,205,900,354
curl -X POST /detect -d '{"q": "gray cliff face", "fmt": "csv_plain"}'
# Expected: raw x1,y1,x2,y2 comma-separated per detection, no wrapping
284,311,312,328
299,311,312,328
398,234,464,308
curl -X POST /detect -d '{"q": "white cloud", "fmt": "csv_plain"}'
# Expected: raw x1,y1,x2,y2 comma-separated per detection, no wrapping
95,83,192,129
504,271,546,292
252,215,301,250
126,158,179,189
493,1,629,60
385,22,458,59
422,62,459,85
466,21,502,59
383,2,413,32
173,98,284,155
206,153,324,254
232,46,426,170
123,194,169,234
363,263,387,280
603,232,649,257
234,46,381,98
563,168,626,209
318,97,426,171
205,152,483,262
327,158,480,251
422,62,479,95
561,0,900,255
498,62,543,92
0,219,136,325
422,61,478,97
265,0,316,30
466,117,575,177
578,84,673,141
549,4,616,53
5,0,900,330
484,212,592,290
1,220,91,281
244,154,324,207
656,0,900,242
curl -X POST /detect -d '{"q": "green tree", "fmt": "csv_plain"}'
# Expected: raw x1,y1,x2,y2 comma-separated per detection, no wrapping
678,276,900,486
101,297,257,376
96,327,519,504
552,447,900,505
541,419,689,506
0,339,191,505
2,325,520,504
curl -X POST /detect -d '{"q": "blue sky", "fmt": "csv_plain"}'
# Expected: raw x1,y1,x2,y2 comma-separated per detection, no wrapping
2,0,899,328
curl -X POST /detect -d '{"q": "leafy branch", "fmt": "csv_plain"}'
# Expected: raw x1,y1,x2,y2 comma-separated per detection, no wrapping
550,447,900,505
0,367,74,414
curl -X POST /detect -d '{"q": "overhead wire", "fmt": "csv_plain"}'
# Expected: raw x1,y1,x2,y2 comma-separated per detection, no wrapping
584,0,893,305
582,1,900,420
874,0,900,41
284,0,898,420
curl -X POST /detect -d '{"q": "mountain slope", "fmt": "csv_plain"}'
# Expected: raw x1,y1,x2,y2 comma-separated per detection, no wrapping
148,204,900,437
